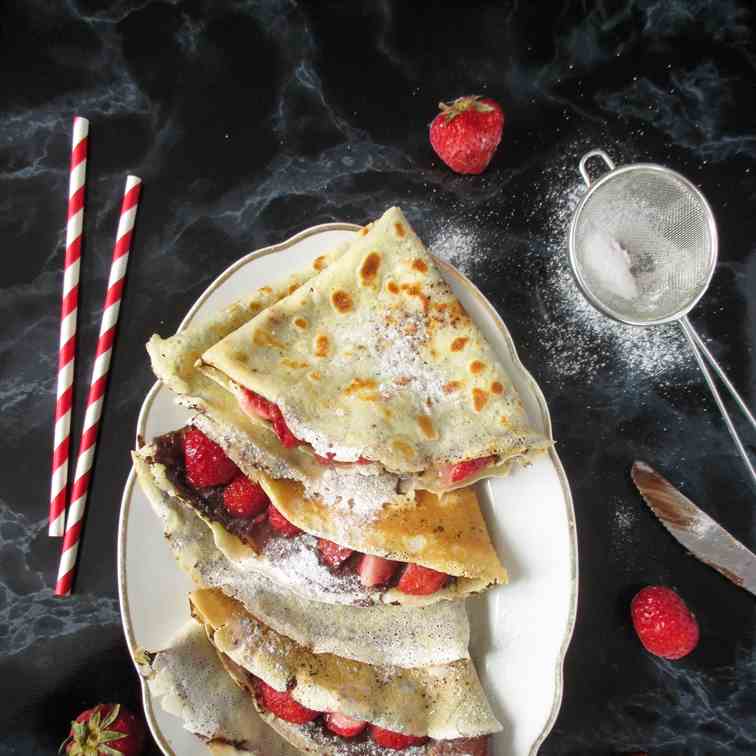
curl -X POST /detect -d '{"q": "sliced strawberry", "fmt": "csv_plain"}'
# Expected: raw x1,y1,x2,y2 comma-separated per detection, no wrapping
240,388,277,421
223,476,270,519
397,564,448,596
437,455,497,486
356,456,372,465
324,712,367,738
357,555,398,587
370,725,428,750
317,539,355,569
257,680,320,724
268,504,302,537
182,427,239,488
240,389,300,447
269,405,301,448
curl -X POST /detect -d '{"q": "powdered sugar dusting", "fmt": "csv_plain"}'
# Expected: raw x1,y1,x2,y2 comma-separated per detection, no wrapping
371,311,448,404
280,402,366,463
148,622,255,743
281,307,453,464
231,615,291,682
189,407,297,480
529,147,695,383
306,465,409,527
428,142,696,386
259,533,368,603
429,223,485,278
580,224,640,302
610,495,642,568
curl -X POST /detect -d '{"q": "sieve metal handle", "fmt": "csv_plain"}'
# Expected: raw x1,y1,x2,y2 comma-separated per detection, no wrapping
684,325,756,432
578,149,616,187
680,318,756,487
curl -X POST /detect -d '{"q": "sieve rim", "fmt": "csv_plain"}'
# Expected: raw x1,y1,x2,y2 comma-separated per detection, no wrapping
567,160,719,327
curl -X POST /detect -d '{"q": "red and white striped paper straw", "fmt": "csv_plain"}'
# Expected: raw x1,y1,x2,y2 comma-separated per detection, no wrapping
55,175,142,596
49,116,89,537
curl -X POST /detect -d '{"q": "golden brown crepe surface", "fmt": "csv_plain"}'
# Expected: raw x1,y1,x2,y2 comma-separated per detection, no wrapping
200,207,547,478
258,474,507,584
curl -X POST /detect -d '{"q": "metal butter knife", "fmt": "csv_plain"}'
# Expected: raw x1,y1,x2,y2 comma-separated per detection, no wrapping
631,461,756,596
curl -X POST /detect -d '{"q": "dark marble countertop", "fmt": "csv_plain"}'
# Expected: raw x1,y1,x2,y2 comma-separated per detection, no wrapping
2,2,755,754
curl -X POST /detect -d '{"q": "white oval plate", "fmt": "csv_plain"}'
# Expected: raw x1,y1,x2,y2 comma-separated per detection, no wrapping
118,223,578,756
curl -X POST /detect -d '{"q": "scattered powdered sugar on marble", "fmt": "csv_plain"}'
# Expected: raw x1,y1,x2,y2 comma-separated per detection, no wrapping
429,223,485,278
613,500,636,533
426,144,696,386
609,496,642,565
530,149,696,383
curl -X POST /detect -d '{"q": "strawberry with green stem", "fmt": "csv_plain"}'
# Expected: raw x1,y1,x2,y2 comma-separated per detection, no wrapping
429,95,505,174
61,703,145,756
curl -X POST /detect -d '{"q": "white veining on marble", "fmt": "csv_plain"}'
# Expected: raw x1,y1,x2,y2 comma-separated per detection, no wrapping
0,499,119,657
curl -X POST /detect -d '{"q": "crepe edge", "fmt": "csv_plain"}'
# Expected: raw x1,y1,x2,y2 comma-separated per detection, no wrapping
136,619,298,756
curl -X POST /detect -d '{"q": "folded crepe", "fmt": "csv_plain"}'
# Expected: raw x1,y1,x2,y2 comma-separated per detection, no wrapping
138,619,298,755
199,206,548,492
146,241,414,513
191,588,501,754
133,450,472,668
134,425,506,608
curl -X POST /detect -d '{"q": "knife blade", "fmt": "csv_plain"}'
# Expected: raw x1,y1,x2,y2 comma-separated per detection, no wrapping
631,461,756,596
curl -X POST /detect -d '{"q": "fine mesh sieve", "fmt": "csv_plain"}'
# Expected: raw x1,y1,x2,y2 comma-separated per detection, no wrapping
568,149,756,486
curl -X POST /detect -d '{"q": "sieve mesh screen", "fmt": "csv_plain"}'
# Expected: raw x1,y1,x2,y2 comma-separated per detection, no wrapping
572,168,715,324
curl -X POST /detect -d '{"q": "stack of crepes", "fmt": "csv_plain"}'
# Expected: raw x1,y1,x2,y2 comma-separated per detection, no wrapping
134,207,549,755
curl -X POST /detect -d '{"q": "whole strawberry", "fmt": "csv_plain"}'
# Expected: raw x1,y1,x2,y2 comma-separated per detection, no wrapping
429,95,504,174
182,427,239,488
61,703,145,755
631,586,699,660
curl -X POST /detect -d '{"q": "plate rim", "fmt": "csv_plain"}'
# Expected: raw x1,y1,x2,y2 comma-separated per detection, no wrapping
117,221,578,756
